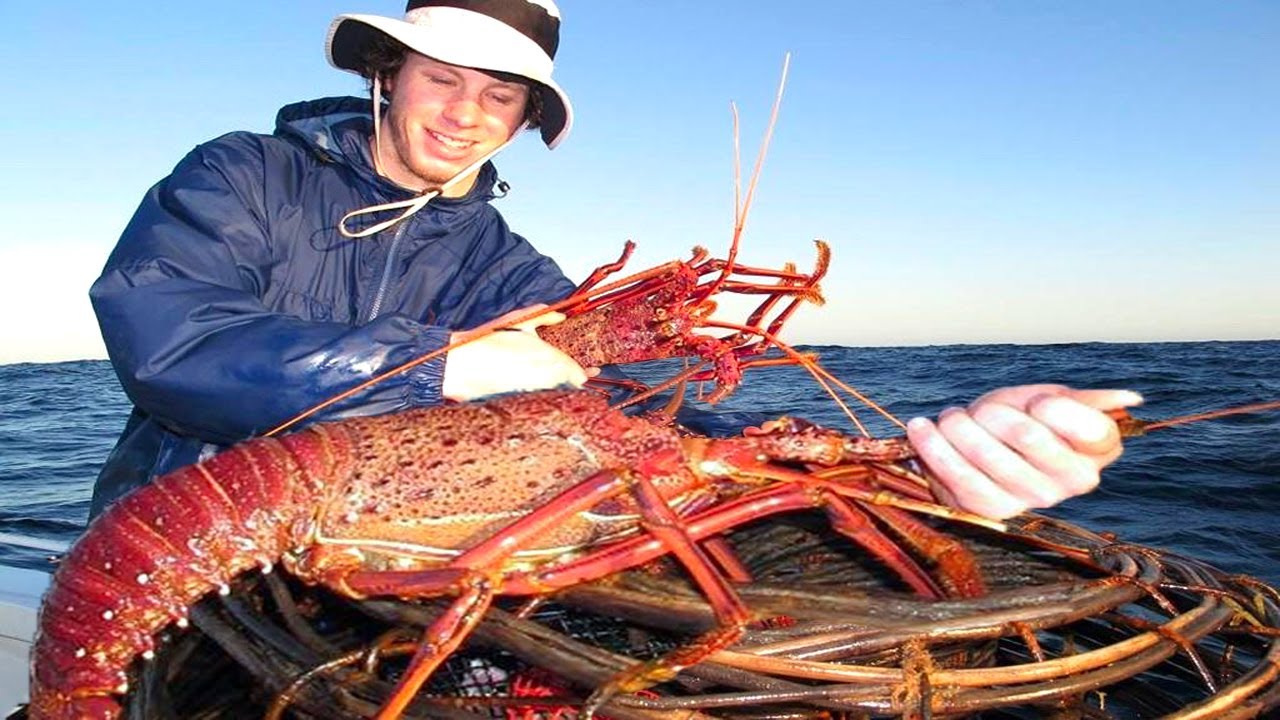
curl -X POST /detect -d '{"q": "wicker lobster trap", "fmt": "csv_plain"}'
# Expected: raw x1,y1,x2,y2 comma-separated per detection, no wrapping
48,509,1277,720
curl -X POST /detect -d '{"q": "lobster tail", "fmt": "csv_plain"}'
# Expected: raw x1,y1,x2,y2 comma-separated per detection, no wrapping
28,428,345,719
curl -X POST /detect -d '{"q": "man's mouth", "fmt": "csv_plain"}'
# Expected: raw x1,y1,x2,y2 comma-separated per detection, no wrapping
428,129,474,150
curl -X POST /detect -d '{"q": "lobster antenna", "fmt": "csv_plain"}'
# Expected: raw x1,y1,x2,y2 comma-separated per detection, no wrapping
708,319,906,435
711,52,793,295
737,52,791,241
612,360,713,413
1140,399,1280,432
732,101,742,229
805,359,908,431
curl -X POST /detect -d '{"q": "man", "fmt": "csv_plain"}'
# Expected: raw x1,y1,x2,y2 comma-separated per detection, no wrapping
89,0,1140,520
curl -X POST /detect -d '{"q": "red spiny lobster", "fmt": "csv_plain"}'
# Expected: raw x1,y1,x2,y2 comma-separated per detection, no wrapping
536,238,830,404
30,388,999,719
535,54,823,405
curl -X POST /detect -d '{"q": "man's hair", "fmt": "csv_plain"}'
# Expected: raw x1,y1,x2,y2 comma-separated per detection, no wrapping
360,34,543,130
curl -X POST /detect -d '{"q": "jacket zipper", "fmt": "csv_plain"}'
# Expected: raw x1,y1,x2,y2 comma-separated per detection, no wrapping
365,220,411,322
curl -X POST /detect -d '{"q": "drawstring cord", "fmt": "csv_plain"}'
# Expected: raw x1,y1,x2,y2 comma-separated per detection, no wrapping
338,75,529,239
371,74,387,179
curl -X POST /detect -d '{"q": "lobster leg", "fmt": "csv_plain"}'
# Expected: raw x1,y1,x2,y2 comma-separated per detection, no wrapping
372,577,495,720
346,459,756,718
518,474,995,603
582,468,755,716
821,492,945,598
557,258,700,316
338,467,640,718
349,464,758,719
679,248,828,403
568,240,636,297
855,502,988,598
814,464,988,597
695,247,825,336
702,536,754,583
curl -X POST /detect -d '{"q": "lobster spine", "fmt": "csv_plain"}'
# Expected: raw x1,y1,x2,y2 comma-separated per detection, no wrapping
28,425,352,719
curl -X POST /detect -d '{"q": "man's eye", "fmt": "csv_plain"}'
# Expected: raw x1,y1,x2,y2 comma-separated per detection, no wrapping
487,93,516,106
428,75,457,86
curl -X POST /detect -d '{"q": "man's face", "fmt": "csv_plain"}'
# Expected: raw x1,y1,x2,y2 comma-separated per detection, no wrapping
378,53,530,196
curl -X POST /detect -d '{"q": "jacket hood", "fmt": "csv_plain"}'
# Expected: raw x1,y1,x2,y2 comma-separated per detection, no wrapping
272,96,503,204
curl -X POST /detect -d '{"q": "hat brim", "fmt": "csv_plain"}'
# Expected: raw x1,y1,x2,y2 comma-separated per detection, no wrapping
326,11,573,149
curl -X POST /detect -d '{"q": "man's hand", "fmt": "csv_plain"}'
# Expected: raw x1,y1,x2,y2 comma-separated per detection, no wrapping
906,384,1144,519
442,304,591,401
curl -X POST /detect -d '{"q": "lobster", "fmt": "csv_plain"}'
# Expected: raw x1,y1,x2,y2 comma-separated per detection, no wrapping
535,238,830,404
528,54,825,405
29,388,998,720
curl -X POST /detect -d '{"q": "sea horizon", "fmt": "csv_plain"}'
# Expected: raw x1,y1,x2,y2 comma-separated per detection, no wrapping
5,335,1278,369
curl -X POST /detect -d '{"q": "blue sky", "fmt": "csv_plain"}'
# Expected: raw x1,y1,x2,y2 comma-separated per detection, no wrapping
0,1,1276,363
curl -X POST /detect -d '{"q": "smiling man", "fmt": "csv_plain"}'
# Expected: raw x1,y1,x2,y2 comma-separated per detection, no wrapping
88,0,1138,523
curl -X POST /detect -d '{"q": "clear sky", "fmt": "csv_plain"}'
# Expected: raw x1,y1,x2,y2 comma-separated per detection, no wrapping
0,1,1276,364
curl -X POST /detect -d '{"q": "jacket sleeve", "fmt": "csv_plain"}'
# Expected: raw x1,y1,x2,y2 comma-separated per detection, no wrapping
90,137,453,446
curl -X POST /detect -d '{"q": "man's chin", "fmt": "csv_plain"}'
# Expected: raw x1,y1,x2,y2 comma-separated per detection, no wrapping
414,161,475,188
417,166,482,197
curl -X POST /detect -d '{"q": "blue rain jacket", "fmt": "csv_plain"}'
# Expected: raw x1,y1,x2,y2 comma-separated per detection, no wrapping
88,96,576,517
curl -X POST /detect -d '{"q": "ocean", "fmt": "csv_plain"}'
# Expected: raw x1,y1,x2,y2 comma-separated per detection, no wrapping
1,341,1277,586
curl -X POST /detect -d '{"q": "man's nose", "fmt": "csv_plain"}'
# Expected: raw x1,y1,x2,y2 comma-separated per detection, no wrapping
442,95,482,126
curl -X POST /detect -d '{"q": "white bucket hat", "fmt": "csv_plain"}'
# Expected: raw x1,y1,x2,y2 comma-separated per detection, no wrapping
326,0,573,149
